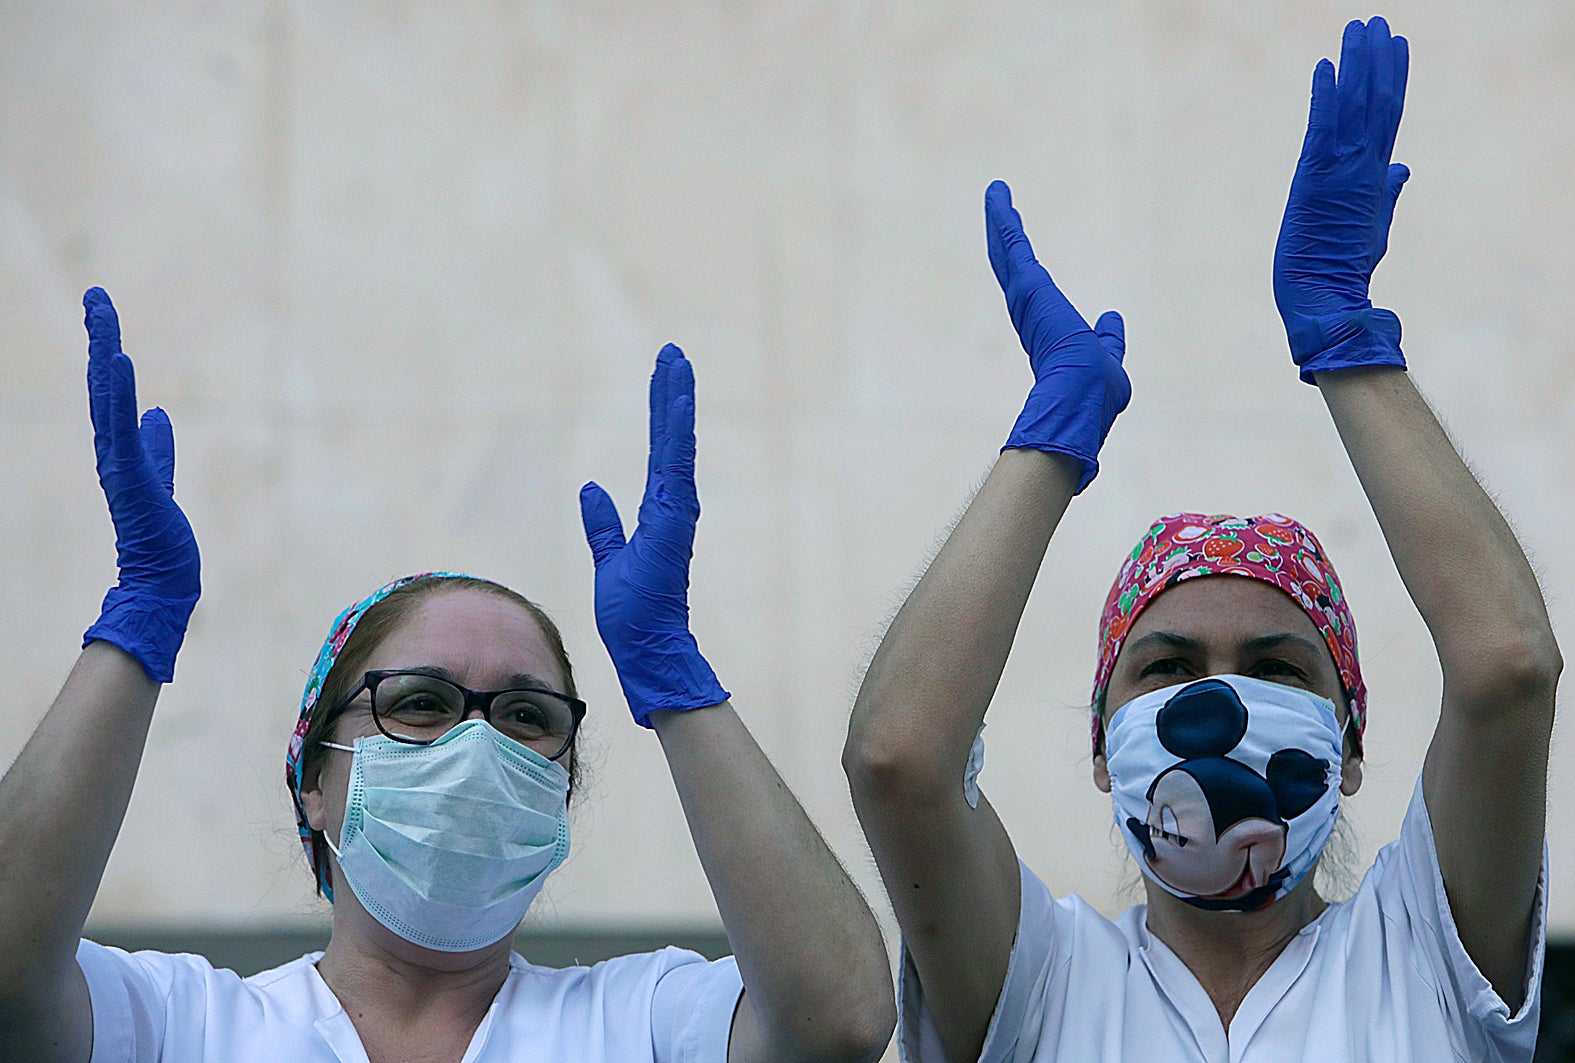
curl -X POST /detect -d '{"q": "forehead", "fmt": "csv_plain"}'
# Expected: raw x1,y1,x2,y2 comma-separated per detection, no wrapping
361,589,564,689
1122,576,1326,653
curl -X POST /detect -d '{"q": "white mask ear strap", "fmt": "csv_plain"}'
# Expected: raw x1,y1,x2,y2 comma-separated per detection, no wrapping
315,739,356,859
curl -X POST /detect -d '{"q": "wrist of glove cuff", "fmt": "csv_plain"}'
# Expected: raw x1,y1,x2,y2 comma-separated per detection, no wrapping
1285,306,1406,385
608,629,730,728
1002,375,1120,494
1000,439,1098,494
83,587,199,683
1297,332,1407,384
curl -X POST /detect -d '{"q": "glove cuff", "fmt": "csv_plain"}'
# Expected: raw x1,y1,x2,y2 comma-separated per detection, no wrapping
1000,439,1098,494
1003,375,1114,493
1297,328,1406,384
83,587,198,684
1287,307,1405,384
611,631,730,728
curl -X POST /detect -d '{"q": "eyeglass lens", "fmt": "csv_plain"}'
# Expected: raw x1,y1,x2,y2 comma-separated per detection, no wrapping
372,672,576,755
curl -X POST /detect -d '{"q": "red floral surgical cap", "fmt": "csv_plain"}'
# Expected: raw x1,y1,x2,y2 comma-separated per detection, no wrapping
1091,513,1365,754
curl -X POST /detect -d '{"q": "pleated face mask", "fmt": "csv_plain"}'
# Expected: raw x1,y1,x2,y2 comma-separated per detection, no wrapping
322,718,571,952
1105,675,1344,912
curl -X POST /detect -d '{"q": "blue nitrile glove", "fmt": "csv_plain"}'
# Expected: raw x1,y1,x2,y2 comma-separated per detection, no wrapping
1274,16,1411,384
987,181,1130,494
579,344,729,727
80,288,201,683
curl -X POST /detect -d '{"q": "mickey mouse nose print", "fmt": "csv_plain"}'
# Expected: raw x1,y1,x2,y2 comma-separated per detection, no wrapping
1107,676,1341,912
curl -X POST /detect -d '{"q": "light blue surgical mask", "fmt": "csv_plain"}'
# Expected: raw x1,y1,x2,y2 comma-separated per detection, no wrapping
322,719,571,952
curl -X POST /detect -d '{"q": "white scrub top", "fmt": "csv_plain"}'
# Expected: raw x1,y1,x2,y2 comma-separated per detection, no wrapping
901,778,1547,1063
75,940,742,1063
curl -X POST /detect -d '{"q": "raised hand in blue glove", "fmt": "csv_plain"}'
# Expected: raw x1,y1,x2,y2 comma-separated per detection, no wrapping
80,287,201,683
1274,16,1410,383
579,345,729,727
986,180,1130,493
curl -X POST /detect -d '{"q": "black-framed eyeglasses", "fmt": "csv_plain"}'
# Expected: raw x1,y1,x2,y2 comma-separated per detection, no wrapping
327,669,585,761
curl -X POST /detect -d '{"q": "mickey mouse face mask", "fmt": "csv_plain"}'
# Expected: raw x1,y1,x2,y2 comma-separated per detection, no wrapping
1105,675,1344,912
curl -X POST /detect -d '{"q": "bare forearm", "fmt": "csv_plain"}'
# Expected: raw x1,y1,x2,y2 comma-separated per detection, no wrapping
846,449,1081,779
0,642,158,992
652,704,893,1062
1317,368,1561,703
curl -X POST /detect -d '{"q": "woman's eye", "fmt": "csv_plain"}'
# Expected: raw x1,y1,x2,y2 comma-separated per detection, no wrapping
1253,659,1306,679
1140,659,1191,678
503,705,548,726
388,694,449,717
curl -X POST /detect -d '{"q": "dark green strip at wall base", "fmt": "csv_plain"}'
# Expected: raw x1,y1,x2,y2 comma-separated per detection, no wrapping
84,925,734,977
1538,942,1575,1063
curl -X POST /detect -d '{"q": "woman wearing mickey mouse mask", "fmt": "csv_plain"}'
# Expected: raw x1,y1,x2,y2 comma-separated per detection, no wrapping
844,17,1556,1063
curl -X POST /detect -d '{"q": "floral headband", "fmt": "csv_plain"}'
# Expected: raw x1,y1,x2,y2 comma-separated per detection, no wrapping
285,571,475,897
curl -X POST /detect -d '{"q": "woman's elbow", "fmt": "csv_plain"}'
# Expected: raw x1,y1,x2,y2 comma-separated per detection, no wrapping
1445,633,1563,717
1531,639,1565,693
839,995,899,1063
780,990,897,1063
842,727,941,806
842,695,959,803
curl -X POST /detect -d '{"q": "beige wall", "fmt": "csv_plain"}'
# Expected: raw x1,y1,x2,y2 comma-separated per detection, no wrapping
3,0,1572,968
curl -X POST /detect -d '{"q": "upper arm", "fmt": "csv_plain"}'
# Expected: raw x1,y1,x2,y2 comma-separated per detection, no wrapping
1421,666,1556,1009
847,753,1021,1063
0,959,95,1063
840,450,1079,1061
1314,368,1560,1008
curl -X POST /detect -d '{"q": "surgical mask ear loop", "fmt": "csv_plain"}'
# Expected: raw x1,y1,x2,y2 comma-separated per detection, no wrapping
317,739,358,860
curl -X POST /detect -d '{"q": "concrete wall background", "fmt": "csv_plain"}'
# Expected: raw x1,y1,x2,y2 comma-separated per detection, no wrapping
2,0,1571,988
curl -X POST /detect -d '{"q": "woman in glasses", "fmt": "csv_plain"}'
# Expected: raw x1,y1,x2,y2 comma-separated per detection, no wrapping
0,297,894,1063
844,18,1554,1063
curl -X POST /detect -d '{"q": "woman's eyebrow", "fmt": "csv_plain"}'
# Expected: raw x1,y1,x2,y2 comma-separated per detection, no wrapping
503,672,557,690
399,664,558,690
1239,632,1325,656
399,664,459,681
1124,631,1205,656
